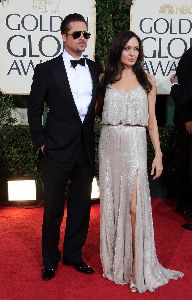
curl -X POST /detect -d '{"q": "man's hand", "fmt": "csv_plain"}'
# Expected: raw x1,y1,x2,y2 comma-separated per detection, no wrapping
185,121,192,135
40,145,45,153
170,73,178,84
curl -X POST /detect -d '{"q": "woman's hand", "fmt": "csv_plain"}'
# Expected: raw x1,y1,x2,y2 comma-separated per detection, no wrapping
151,154,163,180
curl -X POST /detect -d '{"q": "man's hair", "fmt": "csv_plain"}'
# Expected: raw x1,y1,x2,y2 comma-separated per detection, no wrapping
60,13,87,34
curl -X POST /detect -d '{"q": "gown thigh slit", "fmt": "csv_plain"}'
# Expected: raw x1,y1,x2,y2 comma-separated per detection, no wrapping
130,171,138,282
99,85,184,293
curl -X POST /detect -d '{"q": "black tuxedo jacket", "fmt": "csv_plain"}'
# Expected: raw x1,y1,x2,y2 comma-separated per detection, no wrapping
28,54,99,167
170,47,192,127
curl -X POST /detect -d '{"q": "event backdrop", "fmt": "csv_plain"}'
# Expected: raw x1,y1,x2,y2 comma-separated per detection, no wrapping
130,0,192,94
0,0,96,95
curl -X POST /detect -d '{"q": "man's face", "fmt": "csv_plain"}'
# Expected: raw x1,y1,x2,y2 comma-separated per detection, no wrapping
62,21,89,58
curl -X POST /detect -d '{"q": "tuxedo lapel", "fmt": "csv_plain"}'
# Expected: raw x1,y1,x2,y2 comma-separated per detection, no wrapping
52,55,81,120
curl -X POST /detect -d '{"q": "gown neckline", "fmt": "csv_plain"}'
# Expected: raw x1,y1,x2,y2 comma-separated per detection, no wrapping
109,84,141,93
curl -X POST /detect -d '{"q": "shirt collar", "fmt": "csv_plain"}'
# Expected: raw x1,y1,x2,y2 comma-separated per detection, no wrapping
62,50,86,68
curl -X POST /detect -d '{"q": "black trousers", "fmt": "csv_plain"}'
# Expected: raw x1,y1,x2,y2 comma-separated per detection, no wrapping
176,127,192,211
42,146,93,269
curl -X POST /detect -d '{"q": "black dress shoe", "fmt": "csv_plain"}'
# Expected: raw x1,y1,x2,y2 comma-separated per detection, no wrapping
182,223,192,231
42,267,56,280
183,208,192,217
63,261,94,274
74,262,95,274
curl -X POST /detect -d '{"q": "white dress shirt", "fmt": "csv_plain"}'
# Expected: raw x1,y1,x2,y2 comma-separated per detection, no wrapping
62,50,93,122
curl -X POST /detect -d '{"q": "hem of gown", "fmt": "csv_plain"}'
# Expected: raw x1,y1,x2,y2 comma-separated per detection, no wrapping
103,272,184,293
138,271,184,293
102,273,127,285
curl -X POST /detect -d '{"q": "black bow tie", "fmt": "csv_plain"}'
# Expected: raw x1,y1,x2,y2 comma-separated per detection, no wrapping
70,58,85,68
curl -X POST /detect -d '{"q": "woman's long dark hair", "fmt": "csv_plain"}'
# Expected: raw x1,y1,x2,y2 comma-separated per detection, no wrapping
102,30,152,94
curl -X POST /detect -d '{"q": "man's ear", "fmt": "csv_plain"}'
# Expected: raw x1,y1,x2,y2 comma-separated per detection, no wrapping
61,34,66,42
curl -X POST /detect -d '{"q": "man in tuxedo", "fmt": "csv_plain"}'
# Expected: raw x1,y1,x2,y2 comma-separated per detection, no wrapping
28,13,99,280
170,47,192,230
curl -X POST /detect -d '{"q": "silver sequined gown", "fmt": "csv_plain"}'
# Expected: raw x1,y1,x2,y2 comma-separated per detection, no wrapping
99,85,183,293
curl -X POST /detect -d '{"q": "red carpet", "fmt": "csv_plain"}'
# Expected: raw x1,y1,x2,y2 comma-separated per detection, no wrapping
0,198,191,300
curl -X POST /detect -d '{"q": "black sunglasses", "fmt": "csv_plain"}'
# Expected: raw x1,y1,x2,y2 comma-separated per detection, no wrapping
66,31,91,40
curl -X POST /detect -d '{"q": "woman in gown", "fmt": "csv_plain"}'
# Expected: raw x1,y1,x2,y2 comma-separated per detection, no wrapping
99,30,183,293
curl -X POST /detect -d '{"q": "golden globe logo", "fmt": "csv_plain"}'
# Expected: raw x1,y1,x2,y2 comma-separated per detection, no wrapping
131,0,192,94
0,0,96,94
6,14,63,75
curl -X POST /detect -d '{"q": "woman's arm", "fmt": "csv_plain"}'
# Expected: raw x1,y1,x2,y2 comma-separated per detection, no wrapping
147,75,163,180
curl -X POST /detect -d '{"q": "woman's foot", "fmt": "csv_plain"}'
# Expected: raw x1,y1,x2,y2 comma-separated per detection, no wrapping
129,278,137,292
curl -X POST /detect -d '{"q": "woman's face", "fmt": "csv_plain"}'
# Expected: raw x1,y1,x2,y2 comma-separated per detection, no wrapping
120,37,140,68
